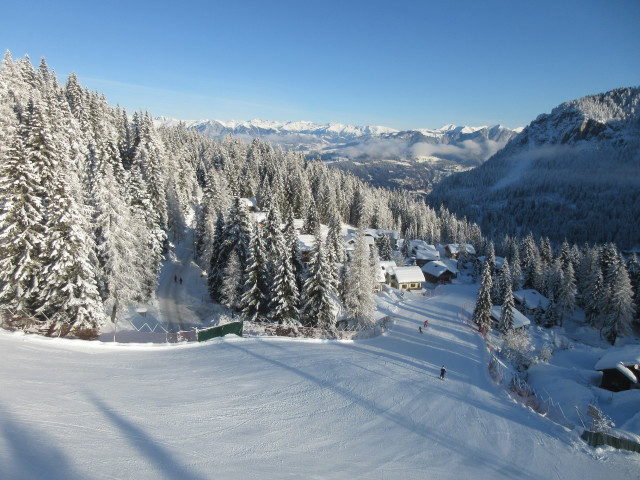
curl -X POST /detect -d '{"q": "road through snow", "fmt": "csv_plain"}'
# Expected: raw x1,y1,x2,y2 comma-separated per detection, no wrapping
156,232,209,332
1,285,637,479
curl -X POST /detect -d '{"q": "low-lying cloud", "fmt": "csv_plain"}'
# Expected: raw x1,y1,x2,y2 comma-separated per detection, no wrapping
338,137,508,164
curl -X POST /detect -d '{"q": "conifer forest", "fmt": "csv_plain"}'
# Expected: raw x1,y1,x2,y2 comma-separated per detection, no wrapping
0,54,638,344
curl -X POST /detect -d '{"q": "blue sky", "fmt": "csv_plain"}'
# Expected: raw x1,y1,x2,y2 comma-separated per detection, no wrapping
2,0,639,130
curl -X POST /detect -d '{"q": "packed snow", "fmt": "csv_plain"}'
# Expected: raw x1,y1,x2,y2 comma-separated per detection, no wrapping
1,241,639,479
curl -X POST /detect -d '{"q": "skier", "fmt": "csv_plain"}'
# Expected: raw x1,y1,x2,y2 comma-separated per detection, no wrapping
423,320,429,328
174,275,177,283
440,365,446,380
179,277,183,285
419,326,423,334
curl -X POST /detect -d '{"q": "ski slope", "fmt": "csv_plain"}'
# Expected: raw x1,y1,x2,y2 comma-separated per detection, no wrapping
1,285,637,479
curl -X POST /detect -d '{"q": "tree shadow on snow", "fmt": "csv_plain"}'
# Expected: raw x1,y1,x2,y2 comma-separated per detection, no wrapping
85,393,207,480
225,342,543,480
0,401,79,480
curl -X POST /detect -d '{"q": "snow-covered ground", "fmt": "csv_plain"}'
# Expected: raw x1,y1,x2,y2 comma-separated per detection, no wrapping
2,282,639,478
2,236,639,479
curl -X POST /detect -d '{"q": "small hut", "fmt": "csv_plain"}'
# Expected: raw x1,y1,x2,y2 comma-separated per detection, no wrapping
595,346,640,392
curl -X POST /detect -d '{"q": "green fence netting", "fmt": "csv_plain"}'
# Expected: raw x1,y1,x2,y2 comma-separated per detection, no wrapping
197,321,243,342
581,430,640,454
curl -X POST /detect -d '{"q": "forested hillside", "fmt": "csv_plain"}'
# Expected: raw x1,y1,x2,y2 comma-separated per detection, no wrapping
0,53,478,336
428,87,640,248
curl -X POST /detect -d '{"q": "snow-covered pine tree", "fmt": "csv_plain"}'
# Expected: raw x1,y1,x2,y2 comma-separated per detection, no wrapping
325,214,345,265
499,278,515,334
91,158,144,324
585,267,604,327
495,260,512,306
628,253,640,321
240,224,270,322
220,250,243,312
127,163,164,299
218,196,252,299
302,197,320,235
132,112,168,230
542,291,559,328
601,255,635,345
0,96,44,313
510,242,523,291
268,229,300,326
485,241,496,273
35,171,104,335
301,230,337,329
208,210,228,302
576,245,598,309
284,209,306,293
473,262,493,335
521,234,541,290
376,234,393,261
343,227,376,330
555,260,576,326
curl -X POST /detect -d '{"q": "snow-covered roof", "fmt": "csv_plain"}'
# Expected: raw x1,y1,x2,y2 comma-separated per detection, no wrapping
380,260,397,271
240,197,257,209
615,364,638,384
445,243,476,255
297,234,316,251
415,245,440,261
595,346,640,371
422,260,458,278
490,306,531,329
376,229,399,239
250,211,268,224
343,234,375,247
392,266,425,284
513,289,549,311
410,240,429,250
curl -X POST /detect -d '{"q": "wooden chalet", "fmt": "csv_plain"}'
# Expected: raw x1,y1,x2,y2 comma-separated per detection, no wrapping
489,306,530,330
444,243,476,259
595,347,640,392
413,244,440,267
388,266,424,291
513,289,549,314
422,260,458,284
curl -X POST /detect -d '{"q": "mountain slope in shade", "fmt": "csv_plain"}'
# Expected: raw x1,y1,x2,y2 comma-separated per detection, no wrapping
155,117,520,193
428,87,640,248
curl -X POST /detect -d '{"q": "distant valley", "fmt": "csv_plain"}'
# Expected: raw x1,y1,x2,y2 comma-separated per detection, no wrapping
156,117,521,194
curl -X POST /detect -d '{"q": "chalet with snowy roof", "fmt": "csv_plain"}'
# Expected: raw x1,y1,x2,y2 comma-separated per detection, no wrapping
489,306,530,330
513,289,549,313
240,197,258,212
344,233,376,249
422,260,458,284
444,243,476,259
388,266,424,291
297,234,316,262
380,260,397,275
413,244,440,267
595,346,640,392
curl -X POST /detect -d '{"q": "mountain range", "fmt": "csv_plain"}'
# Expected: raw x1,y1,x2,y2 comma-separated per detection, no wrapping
428,86,640,248
155,117,521,193
157,86,639,248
